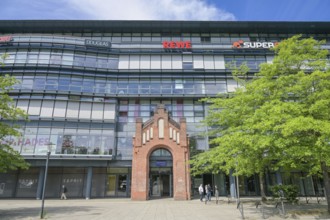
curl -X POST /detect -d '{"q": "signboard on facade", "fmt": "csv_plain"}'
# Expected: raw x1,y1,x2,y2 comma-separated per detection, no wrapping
155,161,167,167
85,39,111,48
162,41,192,49
0,36,13,43
232,40,278,49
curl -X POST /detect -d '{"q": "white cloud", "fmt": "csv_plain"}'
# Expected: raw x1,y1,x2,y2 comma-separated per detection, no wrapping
67,0,236,21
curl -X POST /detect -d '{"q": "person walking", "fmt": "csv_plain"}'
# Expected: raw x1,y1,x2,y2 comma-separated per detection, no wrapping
198,184,204,202
60,185,68,200
205,184,211,204
214,185,219,204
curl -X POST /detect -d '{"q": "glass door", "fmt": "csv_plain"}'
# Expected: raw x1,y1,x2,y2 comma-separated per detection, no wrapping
151,175,161,196
117,174,127,197
162,174,170,196
150,173,171,197
106,175,116,196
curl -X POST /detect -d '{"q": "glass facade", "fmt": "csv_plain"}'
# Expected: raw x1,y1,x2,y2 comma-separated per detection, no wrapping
0,20,327,199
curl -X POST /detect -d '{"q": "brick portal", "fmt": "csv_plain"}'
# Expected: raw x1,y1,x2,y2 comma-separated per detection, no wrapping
131,104,191,200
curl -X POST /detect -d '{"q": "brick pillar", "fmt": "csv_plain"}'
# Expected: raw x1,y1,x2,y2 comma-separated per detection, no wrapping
131,118,148,200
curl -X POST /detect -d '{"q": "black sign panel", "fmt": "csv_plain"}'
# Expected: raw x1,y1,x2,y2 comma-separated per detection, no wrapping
85,39,111,48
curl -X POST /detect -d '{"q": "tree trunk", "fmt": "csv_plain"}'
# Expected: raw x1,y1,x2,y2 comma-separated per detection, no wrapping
259,172,267,202
321,162,330,213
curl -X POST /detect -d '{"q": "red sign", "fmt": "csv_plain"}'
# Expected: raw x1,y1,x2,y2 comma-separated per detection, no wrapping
163,41,191,49
0,36,13,43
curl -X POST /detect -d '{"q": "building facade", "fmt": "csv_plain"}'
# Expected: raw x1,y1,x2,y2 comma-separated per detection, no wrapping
0,20,329,199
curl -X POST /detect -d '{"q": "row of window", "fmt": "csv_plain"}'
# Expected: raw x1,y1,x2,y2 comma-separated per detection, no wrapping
15,99,116,121
12,75,239,95
3,50,119,70
1,48,273,71
224,55,268,69
8,34,330,44
5,126,114,156
12,94,114,103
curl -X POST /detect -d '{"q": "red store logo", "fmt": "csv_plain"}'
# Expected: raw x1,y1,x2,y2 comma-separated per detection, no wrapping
0,36,13,43
162,41,192,49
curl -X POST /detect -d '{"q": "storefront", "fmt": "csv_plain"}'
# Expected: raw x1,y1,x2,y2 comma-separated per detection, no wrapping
0,20,329,199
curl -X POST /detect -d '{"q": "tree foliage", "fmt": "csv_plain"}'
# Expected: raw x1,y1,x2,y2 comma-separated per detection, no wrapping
0,54,29,172
190,36,330,205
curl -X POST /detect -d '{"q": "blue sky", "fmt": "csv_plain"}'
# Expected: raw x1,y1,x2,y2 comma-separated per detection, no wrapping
0,0,329,21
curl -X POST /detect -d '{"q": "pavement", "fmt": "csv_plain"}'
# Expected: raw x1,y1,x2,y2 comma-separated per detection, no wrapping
0,197,329,220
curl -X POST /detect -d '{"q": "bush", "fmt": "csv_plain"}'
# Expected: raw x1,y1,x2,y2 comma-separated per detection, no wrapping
271,184,299,204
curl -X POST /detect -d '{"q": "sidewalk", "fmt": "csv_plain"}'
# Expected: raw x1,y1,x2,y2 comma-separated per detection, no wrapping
0,197,329,220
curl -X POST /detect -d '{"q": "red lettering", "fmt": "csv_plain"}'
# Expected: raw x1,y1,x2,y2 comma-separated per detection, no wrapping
0,36,12,42
25,138,31,146
162,41,169,48
176,41,185,48
163,41,192,49
18,138,23,146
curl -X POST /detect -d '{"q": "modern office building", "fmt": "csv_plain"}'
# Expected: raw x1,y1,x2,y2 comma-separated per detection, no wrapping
0,20,328,199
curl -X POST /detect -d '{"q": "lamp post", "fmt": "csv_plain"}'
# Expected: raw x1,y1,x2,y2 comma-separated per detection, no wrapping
40,142,53,219
236,160,240,206
234,154,244,219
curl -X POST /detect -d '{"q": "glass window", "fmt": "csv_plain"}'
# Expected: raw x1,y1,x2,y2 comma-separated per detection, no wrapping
74,55,85,67
108,59,119,69
201,37,211,43
85,57,96,68
97,58,108,69
79,102,92,119
182,62,193,70
21,79,34,89
50,55,62,65
27,54,38,64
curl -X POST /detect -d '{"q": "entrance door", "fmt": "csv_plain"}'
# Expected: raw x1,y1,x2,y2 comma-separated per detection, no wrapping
117,174,127,197
150,173,171,197
149,148,173,198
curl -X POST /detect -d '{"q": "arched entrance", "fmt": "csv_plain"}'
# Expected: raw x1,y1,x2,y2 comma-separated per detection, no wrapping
131,104,191,200
149,148,173,197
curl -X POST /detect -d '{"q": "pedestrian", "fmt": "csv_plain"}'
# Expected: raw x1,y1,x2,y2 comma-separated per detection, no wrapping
198,184,204,202
205,184,211,204
214,185,219,204
207,184,212,202
61,185,68,200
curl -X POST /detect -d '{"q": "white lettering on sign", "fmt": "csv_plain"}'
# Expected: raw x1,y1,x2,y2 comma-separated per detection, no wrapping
85,39,111,48
233,40,278,49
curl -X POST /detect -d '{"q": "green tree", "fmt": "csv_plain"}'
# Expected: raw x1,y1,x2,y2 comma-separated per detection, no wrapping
0,54,29,172
190,36,330,210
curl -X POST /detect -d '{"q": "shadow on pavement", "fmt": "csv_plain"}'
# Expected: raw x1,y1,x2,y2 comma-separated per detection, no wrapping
0,205,97,220
245,200,330,219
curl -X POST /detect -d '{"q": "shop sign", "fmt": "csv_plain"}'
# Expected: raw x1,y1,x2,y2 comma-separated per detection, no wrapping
155,161,167,167
63,178,83,183
6,137,50,146
18,179,38,188
232,40,278,49
85,39,111,48
163,41,192,49
0,35,13,43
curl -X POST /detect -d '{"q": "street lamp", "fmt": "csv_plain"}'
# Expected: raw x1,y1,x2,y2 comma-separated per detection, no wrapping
235,159,240,206
40,142,54,219
235,156,244,219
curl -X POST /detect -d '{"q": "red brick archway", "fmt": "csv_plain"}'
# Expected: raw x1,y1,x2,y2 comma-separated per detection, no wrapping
131,104,191,200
